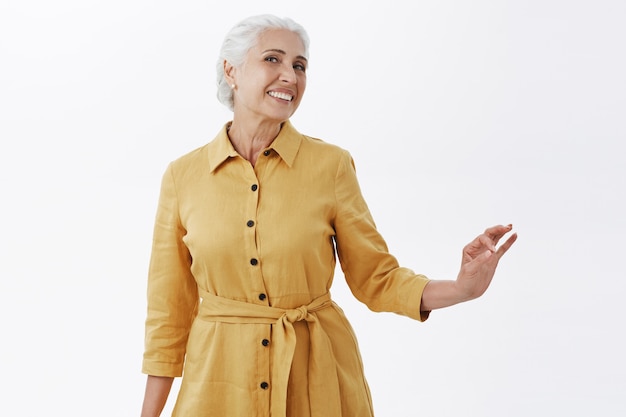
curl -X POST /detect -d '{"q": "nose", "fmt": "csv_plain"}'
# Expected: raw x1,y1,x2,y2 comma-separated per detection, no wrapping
279,63,297,84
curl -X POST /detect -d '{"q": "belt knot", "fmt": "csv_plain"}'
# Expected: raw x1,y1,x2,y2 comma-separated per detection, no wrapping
285,305,308,322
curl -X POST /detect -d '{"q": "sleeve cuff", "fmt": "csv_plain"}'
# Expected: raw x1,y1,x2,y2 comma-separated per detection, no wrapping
142,359,184,377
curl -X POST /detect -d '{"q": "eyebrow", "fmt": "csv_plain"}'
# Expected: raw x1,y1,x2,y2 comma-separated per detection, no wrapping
263,48,308,62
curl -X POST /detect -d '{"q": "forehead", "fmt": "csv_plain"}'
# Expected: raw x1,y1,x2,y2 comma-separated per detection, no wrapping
252,28,306,58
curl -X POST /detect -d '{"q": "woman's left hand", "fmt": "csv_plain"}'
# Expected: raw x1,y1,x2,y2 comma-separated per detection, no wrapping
454,224,517,301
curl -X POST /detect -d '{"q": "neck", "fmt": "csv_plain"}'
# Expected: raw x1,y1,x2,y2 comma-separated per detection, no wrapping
227,116,284,166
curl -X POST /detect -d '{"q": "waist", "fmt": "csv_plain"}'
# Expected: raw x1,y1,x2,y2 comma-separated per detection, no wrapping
196,290,333,324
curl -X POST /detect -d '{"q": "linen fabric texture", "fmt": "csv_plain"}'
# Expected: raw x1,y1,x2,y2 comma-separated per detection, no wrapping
142,121,430,417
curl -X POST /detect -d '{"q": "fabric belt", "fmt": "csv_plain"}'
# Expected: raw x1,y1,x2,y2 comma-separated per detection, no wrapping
196,290,342,417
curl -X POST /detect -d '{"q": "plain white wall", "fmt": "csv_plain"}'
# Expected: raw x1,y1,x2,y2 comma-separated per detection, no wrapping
1,1,624,415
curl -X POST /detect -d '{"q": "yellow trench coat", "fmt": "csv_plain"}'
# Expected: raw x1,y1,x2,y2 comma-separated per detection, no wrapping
142,121,430,416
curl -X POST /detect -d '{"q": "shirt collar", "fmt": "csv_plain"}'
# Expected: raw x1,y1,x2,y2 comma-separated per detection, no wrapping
207,120,303,173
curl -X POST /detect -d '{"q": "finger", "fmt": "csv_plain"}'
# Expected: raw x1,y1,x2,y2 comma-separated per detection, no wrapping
485,224,513,245
463,233,492,254
496,232,518,259
478,234,496,252
464,225,514,262
462,235,495,264
484,224,512,239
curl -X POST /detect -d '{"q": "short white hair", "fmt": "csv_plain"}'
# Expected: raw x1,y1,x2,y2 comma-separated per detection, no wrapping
216,15,310,111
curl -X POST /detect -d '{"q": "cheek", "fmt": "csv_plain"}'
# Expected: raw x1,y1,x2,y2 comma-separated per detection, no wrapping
299,78,307,95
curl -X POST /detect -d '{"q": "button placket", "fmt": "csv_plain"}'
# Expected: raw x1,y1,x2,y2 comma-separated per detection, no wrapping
244,171,268,306
256,325,272,409
245,174,259,269
241,166,271,411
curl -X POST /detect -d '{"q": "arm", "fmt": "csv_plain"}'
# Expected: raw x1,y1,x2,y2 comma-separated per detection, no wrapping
421,224,517,311
140,375,174,417
333,151,430,321
141,165,198,412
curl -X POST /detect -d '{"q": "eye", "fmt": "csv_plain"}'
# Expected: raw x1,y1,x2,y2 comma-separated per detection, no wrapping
293,63,306,72
265,56,279,63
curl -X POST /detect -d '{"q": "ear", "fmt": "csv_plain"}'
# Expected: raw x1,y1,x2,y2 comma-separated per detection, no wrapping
224,60,236,86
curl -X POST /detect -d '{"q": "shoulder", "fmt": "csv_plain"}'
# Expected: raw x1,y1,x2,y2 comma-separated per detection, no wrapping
299,134,353,164
290,133,357,181
164,142,211,182
172,142,210,166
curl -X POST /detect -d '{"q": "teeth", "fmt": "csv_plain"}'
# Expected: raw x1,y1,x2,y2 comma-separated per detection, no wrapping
268,91,293,101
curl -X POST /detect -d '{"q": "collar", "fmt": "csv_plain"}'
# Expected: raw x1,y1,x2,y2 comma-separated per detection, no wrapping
207,120,303,173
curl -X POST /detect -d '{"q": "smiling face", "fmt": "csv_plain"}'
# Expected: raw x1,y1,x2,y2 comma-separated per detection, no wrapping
225,28,308,125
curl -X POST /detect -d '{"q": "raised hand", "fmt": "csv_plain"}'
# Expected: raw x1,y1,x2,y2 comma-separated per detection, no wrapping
420,224,517,312
455,224,517,301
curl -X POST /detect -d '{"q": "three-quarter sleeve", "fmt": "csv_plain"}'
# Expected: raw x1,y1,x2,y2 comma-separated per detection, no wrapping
142,164,199,376
333,151,430,322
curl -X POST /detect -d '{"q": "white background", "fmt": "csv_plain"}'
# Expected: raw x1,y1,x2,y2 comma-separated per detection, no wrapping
1,0,625,416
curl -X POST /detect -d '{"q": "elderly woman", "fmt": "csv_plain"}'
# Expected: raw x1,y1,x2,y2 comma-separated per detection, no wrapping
140,14,516,417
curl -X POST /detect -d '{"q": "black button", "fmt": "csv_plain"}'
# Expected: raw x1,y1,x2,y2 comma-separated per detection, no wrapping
251,184,258,191
262,339,270,347
246,220,255,227
260,382,269,389
258,293,266,301
263,150,271,156
250,258,258,266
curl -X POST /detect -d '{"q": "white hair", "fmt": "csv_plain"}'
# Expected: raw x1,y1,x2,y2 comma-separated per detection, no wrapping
216,14,310,111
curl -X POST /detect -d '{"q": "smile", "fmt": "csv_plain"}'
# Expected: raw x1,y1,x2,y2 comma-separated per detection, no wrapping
268,91,294,102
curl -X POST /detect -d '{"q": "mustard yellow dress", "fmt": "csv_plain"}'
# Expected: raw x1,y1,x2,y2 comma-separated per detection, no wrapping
142,121,430,417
